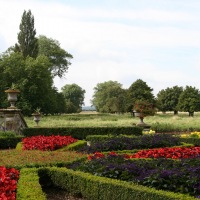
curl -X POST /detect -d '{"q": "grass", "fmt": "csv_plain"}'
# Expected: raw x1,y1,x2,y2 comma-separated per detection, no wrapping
24,111,200,130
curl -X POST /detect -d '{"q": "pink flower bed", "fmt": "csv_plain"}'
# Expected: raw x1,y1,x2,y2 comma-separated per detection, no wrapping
22,135,78,151
0,166,19,200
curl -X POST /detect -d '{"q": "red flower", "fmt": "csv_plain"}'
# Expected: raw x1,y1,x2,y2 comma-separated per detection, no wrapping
0,166,19,200
22,135,78,151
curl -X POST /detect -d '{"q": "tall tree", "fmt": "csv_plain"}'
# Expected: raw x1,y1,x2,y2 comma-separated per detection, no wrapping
38,35,73,78
126,79,155,112
61,84,85,113
156,86,183,115
92,81,126,113
15,10,38,58
177,86,200,116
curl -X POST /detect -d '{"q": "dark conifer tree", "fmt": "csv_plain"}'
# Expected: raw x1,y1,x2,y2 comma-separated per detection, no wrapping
15,10,38,58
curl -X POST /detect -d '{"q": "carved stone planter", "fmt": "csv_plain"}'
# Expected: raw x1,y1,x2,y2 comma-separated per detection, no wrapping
32,113,41,126
5,89,20,108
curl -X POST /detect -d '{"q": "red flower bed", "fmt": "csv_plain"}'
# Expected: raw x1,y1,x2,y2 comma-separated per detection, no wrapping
0,166,19,200
22,135,78,151
131,146,200,159
88,147,200,160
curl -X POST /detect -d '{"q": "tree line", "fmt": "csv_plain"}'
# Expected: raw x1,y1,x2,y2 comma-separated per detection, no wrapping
91,79,200,116
1,10,200,116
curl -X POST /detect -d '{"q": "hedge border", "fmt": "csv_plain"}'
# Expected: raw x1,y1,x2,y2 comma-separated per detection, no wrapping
16,168,46,200
22,127,143,139
37,167,197,200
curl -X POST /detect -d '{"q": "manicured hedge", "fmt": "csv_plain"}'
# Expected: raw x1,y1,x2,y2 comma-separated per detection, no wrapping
0,136,23,149
180,137,200,146
22,127,143,139
38,167,196,200
17,168,46,200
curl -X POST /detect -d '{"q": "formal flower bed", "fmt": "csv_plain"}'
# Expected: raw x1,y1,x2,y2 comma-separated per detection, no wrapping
132,146,200,159
0,150,85,168
0,166,19,200
68,149,200,198
78,133,181,153
22,135,78,151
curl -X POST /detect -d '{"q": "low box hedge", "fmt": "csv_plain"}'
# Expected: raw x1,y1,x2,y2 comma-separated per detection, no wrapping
22,127,143,139
180,137,200,146
0,136,23,149
17,168,46,200
37,167,196,200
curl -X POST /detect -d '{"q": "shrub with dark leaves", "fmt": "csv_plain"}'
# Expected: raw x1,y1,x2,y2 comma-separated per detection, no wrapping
79,134,181,153
68,154,200,197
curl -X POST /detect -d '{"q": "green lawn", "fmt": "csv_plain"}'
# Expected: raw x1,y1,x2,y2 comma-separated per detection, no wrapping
25,112,200,130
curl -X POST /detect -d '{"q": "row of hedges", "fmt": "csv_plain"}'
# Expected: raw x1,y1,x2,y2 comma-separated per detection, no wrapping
22,127,143,139
17,167,196,200
151,122,199,133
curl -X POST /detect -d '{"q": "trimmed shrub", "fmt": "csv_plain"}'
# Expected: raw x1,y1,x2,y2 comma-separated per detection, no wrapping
22,127,143,139
38,167,196,200
0,136,23,149
17,168,46,200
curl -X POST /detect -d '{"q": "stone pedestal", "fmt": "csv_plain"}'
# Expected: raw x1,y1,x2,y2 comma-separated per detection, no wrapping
0,108,28,135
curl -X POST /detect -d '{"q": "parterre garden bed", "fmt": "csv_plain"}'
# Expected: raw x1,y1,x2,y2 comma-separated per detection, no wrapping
1,130,200,199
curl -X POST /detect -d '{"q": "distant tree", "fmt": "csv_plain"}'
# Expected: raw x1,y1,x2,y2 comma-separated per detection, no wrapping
92,81,126,113
54,91,67,114
61,84,85,113
156,86,183,115
15,10,38,58
38,35,73,78
177,86,200,116
126,79,155,112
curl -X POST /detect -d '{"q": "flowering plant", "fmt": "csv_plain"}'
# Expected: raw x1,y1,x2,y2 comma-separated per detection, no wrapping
22,135,78,151
133,100,155,116
0,166,19,199
131,146,200,159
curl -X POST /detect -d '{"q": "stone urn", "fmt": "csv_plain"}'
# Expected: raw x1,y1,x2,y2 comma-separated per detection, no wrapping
5,89,20,108
32,108,41,126
134,112,146,125
32,112,41,126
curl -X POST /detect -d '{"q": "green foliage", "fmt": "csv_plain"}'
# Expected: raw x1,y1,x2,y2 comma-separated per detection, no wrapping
0,135,23,149
16,168,46,200
126,79,155,112
178,86,200,116
38,35,73,78
0,131,16,137
37,167,196,200
16,142,23,150
22,126,143,139
92,80,126,113
15,10,38,58
61,84,85,113
56,140,87,151
180,137,200,146
0,10,70,115
156,86,183,114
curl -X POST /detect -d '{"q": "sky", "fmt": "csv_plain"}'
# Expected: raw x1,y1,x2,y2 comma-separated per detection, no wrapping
1,0,200,106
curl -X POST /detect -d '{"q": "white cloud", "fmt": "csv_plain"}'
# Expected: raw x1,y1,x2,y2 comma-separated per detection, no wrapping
1,0,200,105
